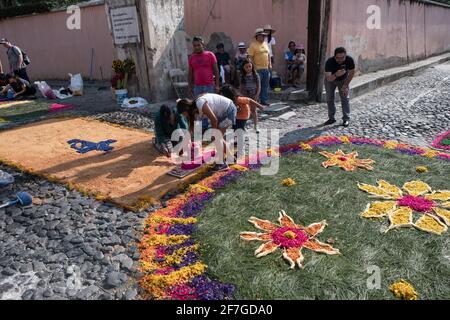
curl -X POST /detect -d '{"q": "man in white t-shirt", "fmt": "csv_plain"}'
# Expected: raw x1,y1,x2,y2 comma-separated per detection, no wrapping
263,25,277,64
177,94,237,172
196,93,237,131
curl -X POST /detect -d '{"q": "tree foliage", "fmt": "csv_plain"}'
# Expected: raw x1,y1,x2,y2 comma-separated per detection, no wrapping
0,0,84,19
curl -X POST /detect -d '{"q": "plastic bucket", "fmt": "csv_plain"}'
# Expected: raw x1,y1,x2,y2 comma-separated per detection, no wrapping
115,89,128,106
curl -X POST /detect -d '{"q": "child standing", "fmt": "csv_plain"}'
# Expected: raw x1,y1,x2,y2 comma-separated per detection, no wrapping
239,59,262,132
221,85,265,131
294,46,307,86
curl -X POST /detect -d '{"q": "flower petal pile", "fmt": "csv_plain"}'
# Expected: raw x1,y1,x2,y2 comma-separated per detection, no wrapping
359,180,450,235
240,211,340,269
320,150,375,171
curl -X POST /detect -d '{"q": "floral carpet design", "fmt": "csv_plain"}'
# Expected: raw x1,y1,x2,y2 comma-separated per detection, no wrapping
240,211,340,269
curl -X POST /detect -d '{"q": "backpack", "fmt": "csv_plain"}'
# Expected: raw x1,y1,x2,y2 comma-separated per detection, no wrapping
22,50,31,65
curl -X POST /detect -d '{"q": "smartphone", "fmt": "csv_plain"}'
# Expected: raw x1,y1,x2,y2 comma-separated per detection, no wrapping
339,65,346,70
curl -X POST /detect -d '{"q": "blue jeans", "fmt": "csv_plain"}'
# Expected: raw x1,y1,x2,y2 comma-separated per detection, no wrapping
202,103,237,130
257,69,270,104
194,85,215,97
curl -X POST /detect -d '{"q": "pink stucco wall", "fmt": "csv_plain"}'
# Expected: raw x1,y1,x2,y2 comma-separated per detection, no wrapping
425,3,450,56
329,0,450,73
185,0,309,76
0,4,114,80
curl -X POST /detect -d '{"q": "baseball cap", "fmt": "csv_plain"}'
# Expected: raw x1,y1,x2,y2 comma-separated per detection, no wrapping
238,42,247,49
0,38,8,44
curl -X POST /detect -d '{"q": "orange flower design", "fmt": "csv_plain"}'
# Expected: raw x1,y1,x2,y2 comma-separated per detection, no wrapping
240,211,340,269
320,150,375,171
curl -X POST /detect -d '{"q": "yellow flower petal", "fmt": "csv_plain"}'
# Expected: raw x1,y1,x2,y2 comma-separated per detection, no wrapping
414,214,448,235
384,141,398,149
390,280,418,300
358,180,402,200
361,201,397,218
433,208,450,226
281,178,297,186
425,190,450,202
300,143,313,152
416,166,428,173
403,181,432,196
340,136,351,144
423,149,439,158
387,207,413,231
188,184,214,194
230,164,248,172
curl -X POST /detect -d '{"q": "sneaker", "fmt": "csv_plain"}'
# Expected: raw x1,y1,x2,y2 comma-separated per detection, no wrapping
211,163,229,172
343,120,350,127
323,119,337,126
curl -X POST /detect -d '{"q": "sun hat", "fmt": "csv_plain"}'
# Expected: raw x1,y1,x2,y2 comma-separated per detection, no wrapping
238,42,247,49
255,28,268,37
263,24,276,33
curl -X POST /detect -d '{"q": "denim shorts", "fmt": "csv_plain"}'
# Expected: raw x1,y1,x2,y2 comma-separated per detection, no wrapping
202,103,237,130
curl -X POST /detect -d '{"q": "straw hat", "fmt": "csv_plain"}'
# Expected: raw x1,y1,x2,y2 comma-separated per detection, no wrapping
263,24,276,34
255,28,268,37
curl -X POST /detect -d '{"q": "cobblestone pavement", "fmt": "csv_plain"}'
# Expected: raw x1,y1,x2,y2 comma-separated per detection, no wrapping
0,63,449,300
0,165,150,300
262,62,450,147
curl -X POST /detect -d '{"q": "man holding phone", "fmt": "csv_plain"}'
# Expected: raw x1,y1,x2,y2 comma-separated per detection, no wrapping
324,47,356,127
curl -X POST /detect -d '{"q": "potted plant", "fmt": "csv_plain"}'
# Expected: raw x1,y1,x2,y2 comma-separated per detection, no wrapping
111,59,135,104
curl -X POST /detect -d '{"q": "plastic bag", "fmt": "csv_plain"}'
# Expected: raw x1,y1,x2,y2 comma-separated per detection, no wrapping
0,170,14,187
35,81,57,99
121,97,149,109
69,73,83,96
53,87,73,100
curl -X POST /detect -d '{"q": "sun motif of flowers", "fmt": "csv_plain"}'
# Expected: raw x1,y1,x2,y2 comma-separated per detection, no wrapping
320,150,375,171
240,211,340,269
358,180,450,235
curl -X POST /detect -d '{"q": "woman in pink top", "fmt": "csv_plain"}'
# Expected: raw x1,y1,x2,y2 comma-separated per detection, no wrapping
188,36,221,97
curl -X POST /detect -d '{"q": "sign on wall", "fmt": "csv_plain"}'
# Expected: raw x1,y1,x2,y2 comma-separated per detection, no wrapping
110,6,141,45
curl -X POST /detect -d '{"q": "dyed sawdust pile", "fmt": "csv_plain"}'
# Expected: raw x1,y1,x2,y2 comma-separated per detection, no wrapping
0,117,198,210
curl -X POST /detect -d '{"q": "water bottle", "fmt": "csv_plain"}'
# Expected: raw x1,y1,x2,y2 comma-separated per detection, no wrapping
7,89,15,99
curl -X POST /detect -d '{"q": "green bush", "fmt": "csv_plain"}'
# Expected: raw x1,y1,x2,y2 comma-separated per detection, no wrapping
0,0,82,20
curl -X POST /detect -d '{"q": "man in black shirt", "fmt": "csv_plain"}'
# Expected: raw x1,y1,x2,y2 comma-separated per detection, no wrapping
323,47,356,127
215,43,231,84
